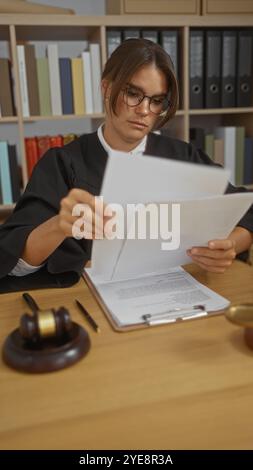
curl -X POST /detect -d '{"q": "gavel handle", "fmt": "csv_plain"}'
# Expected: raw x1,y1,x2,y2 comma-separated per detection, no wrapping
23,292,40,314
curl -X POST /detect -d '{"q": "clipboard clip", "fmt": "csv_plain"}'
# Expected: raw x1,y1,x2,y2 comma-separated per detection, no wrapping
142,304,207,325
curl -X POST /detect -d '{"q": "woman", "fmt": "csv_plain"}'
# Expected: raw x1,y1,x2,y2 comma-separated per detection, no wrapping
0,38,252,291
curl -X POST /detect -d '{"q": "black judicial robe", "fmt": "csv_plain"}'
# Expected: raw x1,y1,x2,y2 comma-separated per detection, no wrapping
0,131,252,293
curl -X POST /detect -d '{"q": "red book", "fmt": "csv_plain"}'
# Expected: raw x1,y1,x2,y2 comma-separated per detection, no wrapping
25,137,38,178
49,135,63,148
36,135,51,159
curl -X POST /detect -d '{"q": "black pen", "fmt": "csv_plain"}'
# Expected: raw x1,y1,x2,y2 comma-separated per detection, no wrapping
75,299,101,333
23,292,40,314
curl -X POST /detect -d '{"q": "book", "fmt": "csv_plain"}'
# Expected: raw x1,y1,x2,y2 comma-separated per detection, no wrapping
59,58,73,115
8,145,21,202
0,141,13,204
90,44,103,113
82,51,94,114
0,59,15,116
24,44,40,116
25,137,38,177
47,44,62,116
215,127,236,184
17,45,30,117
71,58,85,115
36,58,52,116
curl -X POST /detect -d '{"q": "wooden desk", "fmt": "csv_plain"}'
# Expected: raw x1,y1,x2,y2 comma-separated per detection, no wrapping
0,261,253,450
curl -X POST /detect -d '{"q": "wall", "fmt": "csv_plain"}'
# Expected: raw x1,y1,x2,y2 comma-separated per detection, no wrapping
30,0,105,15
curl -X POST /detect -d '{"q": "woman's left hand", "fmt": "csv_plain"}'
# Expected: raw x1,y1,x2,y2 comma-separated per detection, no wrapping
186,239,237,273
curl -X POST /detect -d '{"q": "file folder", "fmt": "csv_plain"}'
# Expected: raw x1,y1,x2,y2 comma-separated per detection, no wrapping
237,30,253,107
160,30,178,79
205,30,222,108
221,30,236,108
189,30,204,109
141,30,159,43
123,29,140,40
107,30,122,57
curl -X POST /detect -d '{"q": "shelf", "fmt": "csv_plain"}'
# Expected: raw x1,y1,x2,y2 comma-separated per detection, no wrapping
0,117,18,123
0,13,253,193
23,114,105,122
23,111,185,121
1,13,253,28
0,203,15,212
189,108,253,115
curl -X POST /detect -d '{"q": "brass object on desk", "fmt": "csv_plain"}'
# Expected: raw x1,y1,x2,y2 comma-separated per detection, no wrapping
225,304,253,350
2,293,91,373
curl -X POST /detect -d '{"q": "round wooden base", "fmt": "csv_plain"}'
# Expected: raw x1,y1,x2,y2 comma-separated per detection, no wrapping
244,328,253,351
2,322,91,373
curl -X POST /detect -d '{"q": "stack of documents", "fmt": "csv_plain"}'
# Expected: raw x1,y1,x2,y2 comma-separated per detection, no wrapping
84,267,230,327
83,152,253,329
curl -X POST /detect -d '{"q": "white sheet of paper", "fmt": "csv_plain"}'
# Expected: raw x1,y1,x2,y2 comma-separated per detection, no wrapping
111,192,253,280
85,266,230,326
101,151,230,203
91,152,230,279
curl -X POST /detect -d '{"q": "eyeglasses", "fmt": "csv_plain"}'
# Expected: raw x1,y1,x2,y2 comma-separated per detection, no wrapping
122,85,170,115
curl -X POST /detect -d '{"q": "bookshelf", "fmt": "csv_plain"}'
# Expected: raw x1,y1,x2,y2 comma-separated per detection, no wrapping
1,13,253,213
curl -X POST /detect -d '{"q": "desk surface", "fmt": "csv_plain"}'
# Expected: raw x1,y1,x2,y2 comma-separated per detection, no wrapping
1,261,253,450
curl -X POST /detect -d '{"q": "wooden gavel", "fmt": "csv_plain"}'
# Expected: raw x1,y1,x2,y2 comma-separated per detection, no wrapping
20,293,73,343
3,292,91,373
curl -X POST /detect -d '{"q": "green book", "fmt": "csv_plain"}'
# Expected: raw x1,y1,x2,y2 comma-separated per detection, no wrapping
205,134,214,161
36,57,52,116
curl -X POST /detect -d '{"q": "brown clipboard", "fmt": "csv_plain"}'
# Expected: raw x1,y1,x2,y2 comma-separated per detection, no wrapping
82,270,221,333
82,270,150,332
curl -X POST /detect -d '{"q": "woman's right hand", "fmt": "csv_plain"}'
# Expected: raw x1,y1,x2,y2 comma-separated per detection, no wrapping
58,188,105,240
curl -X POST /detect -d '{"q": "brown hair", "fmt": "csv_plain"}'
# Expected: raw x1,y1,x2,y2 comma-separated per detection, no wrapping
102,38,179,129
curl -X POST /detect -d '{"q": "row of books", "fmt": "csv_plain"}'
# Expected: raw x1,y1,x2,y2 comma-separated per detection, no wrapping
0,142,21,205
16,42,103,118
190,29,253,109
25,134,78,177
190,127,253,186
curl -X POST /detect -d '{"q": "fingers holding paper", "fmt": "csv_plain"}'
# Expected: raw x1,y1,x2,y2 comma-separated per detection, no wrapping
59,188,110,240
187,238,236,273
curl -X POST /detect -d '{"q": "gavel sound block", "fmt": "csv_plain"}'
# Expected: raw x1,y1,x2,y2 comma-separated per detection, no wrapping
3,306,91,373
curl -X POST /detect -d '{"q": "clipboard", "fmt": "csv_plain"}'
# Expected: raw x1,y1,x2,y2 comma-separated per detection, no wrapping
82,270,147,332
82,269,224,333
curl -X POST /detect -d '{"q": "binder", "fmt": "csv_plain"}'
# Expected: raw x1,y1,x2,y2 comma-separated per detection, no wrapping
189,30,204,109
221,30,236,108
236,30,253,107
123,29,140,40
106,30,122,56
205,30,222,108
160,30,178,78
141,30,159,43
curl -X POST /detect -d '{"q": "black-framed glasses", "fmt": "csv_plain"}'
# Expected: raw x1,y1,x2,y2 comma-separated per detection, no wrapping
122,85,170,115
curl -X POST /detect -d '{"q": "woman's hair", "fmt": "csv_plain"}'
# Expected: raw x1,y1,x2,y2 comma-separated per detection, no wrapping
102,38,179,129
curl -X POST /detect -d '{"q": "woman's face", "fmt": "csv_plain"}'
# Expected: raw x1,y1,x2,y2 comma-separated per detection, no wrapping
103,63,168,151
